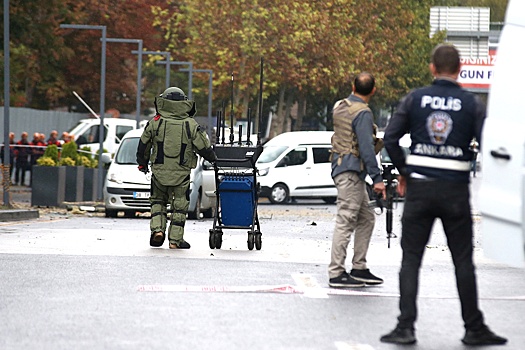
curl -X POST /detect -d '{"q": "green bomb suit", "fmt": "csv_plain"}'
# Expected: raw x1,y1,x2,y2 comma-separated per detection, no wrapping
137,95,216,248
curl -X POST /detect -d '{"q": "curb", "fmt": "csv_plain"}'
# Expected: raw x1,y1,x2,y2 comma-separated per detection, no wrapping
0,209,40,222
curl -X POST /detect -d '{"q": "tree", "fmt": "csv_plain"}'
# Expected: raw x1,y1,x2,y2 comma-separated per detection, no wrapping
153,0,426,137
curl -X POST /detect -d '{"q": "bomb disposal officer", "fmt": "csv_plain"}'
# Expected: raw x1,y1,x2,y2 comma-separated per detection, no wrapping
137,87,216,249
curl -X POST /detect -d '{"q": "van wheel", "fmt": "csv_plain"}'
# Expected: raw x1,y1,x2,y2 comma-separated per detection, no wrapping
269,183,289,204
203,206,215,219
188,192,202,220
123,210,136,218
322,197,337,204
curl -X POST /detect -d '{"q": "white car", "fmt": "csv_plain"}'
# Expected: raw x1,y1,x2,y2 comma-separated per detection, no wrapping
479,0,525,267
256,131,336,204
67,118,137,154
103,129,213,219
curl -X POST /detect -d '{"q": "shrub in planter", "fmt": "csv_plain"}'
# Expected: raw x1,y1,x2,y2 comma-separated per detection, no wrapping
77,155,92,168
42,144,59,164
36,156,56,166
59,157,76,166
61,141,78,160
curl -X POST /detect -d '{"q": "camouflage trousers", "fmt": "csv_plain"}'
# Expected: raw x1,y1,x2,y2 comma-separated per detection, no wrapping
149,174,190,244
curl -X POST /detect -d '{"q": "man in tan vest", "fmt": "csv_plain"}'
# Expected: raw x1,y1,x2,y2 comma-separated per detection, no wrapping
328,72,386,288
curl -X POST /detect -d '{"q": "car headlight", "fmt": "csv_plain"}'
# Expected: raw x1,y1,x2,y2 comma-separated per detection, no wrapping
258,167,269,176
107,172,123,184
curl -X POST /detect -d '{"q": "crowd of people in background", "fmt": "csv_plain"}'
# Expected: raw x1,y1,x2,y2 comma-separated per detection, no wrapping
0,130,75,186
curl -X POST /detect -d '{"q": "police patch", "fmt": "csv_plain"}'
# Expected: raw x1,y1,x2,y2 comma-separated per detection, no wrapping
426,112,453,145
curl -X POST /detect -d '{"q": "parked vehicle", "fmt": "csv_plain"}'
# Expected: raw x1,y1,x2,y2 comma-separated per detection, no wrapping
376,131,412,172
479,0,525,267
256,131,336,204
103,129,213,219
67,118,137,154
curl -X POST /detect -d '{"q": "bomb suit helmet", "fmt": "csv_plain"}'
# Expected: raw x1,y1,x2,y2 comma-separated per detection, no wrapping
161,87,187,101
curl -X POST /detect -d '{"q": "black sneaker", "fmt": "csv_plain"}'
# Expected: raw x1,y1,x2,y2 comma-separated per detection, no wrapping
462,325,507,345
169,240,191,249
329,272,365,288
380,327,417,345
350,268,384,285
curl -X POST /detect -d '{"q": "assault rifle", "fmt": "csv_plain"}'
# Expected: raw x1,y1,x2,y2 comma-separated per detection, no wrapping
370,163,398,248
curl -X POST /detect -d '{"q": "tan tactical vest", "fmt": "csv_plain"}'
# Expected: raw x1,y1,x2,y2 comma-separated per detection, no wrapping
331,98,382,165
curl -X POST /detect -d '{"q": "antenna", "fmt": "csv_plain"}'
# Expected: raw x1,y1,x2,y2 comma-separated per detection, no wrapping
215,110,221,145
73,91,100,119
238,124,243,145
221,101,226,145
229,73,234,145
246,108,252,145
257,57,264,145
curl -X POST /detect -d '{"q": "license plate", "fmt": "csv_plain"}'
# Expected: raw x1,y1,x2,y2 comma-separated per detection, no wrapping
133,192,150,199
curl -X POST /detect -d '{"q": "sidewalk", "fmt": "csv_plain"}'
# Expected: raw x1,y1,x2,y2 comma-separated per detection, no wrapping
0,185,39,221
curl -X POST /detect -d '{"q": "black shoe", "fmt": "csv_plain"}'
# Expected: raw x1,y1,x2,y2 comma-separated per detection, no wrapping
149,232,165,247
169,240,191,249
462,325,507,345
380,327,417,345
329,272,365,288
350,268,384,285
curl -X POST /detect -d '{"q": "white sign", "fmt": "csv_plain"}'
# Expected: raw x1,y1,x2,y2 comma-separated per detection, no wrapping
458,50,497,90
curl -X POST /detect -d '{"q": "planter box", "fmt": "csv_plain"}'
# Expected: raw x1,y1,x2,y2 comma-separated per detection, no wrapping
31,166,66,207
64,166,85,202
82,167,98,202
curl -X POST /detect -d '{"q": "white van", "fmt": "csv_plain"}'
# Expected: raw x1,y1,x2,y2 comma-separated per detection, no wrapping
256,131,336,204
479,0,525,267
67,118,137,154
103,129,213,219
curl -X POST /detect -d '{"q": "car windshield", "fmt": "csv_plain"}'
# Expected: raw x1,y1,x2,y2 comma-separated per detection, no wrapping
115,137,139,165
258,145,288,163
381,146,410,164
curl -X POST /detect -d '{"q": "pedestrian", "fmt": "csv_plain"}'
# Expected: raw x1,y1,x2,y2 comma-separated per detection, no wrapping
136,87,217,249
62,132,71,143
1,132,16,182
47,130,61,146
14,132,31,186
328,72,386,288
381,44,507,346
29,132,46,185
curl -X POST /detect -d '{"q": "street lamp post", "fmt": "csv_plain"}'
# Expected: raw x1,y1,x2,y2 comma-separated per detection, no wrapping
104,38,143,128
60,24,107,200
131,51,171,90
180,68,213,139
155,60,193,100
3,0,11,206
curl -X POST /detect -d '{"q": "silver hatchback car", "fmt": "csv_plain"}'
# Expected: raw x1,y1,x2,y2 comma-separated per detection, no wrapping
103,129,213,219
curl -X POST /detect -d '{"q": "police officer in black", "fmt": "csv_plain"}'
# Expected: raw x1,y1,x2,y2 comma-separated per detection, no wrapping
380,44,507,346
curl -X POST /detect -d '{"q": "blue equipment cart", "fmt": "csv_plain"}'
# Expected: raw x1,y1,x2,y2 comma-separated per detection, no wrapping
209,141,263,250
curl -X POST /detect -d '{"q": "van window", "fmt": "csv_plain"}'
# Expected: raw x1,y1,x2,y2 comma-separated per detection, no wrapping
277,148,307,167
115,137,139,165
78,124,108,144
313,147,331,164
116,125,134,143
258,145,288,163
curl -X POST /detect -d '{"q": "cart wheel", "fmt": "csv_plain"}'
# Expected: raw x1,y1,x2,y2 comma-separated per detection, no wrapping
209,229,216,249
247,232,255,250
255,232,262,250
215,231,223,249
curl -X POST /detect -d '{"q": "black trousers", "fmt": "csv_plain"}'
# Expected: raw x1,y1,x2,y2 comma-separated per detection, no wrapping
14,161,29,185
397,179,485,331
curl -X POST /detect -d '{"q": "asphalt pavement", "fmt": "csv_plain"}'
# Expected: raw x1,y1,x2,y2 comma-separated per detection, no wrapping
0,176,523,350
